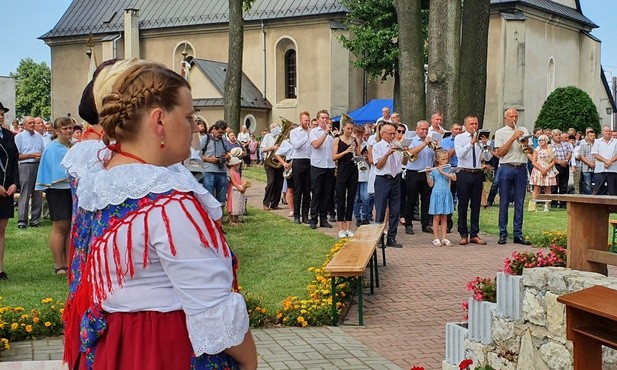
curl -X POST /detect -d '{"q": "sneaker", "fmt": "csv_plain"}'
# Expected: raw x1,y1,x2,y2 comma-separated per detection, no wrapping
442,239,453,247
346,230,355,238
338,230,347,238
432,239,442,247
543,204,549,212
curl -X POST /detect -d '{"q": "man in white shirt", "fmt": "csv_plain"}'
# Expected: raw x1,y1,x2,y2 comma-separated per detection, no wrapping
427,111,446,138
289,111,312,224
308,109,335,229
261,122,284,210
591,125,617,195
34,117,51,147
372,123,403,247
375,107,391,125
454,116,487,245
15,116,44,229
494,108,531,245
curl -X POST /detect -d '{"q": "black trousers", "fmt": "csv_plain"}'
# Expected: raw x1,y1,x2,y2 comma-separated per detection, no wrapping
456,171,484,238
405,170,432,228
310,166,335,222
263,164,284,208
335,164,358,222
551,164,569,206
374,174,401,241
292,159,311,218
593,172,617,195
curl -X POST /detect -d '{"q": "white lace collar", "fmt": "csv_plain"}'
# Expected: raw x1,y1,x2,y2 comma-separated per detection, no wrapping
67,144,221,218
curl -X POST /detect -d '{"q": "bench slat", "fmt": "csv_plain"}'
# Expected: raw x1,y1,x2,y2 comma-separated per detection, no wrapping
557,285,617,322
572,326,617,349
327,244,375,276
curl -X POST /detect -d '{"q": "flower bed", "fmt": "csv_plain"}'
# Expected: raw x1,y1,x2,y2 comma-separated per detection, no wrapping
0,296,64,353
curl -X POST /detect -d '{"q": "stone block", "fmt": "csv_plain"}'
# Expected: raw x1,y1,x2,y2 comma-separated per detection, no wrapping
545,292,566,340
546,270,568,295
464,339,493,367
523,288,546,326
603,346,617,366
516,329,550,370
522,268,548,290
488,351,516,370
492,318,515,344
539,341,572,370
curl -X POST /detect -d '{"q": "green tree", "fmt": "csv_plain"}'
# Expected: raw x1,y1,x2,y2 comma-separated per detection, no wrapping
535,86,601,134
10,58,51,118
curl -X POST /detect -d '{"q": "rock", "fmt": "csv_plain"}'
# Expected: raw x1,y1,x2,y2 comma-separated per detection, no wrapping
492,318,515,344
523,268,548,290
516,330,550,370
523,288,546,326
545,292,566,341
546,271,568,295
464,339,491,367
539,341,572,370
488,351,516,370
603,346,617,366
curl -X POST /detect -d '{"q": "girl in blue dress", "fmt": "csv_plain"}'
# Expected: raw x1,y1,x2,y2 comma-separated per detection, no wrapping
426,150,456,247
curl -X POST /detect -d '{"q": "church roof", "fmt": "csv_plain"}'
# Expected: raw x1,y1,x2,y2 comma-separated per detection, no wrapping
40,0,347,39
491,0,597,29
191,59,272,110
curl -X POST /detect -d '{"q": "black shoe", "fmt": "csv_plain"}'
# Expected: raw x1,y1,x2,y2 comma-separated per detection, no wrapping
356,219,362,227
294,217,301,224
328,215,336,223
302,218,311,225
309,222,317,229
446,228,452,233
386,239,403,248
405,225,414,235
422,226,433,234
29,223,40,228
498,236,507,245
320,221,333,228
513,237,532,245
18,225,26,230
413,216,421,221
362,219,370,225
0,271,7,280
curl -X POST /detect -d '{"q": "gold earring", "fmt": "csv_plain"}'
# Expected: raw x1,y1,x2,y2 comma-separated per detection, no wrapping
160,137,165,149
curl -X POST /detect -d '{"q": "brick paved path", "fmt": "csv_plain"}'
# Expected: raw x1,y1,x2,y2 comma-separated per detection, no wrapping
244,178,535,369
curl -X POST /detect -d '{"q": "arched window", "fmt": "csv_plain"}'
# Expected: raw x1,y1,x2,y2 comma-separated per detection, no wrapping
285,50,297,99
547,57,555,96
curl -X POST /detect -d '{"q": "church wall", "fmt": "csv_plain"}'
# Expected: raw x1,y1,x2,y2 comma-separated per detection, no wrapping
522,17,581,129
579,34,612,127
50,42,101,120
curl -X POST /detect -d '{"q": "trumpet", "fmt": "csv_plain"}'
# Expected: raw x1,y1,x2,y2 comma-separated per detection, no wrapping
514,125,534,155
391,141,416,161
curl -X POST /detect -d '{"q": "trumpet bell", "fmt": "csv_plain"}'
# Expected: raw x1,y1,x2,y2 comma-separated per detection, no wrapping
283,165,293,179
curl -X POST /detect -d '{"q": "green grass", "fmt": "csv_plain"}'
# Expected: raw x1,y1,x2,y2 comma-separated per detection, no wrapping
242,165,267,183
1,218,68,308
2,206,335,314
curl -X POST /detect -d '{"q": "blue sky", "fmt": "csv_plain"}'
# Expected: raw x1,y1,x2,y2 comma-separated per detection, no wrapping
0,1,616,77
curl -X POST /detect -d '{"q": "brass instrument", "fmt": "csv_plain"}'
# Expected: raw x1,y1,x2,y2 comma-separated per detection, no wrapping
283,163,293,179
428,140,441,151
518,134,534,155
391,141,416,161
265,117,293,168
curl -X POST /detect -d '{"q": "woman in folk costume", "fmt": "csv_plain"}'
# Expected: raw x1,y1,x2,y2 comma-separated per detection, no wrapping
62,61,257,370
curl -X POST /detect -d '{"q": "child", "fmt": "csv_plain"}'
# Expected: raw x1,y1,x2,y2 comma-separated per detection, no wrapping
426,150,456,247
226,157,247,225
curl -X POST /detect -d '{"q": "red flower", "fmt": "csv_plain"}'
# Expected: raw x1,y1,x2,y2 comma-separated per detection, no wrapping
410,367,425,370
459,358,473,370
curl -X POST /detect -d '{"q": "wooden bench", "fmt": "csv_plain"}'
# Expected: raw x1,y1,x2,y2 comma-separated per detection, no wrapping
325,223,386,326
557,285,617,370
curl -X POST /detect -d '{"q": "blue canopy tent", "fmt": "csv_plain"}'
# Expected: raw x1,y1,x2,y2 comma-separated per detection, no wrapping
332,99,393,124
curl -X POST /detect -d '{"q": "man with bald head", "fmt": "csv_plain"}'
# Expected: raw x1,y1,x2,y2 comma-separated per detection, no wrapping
494,108,531,245
15,116,44,229
34,117,51,147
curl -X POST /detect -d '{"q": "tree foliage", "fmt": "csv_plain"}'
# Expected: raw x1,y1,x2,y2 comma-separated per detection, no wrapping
10,58,51,119
339,0,399,82
535,86,601,134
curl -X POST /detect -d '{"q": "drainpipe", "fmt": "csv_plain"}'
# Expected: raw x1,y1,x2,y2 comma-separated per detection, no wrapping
261,20,267,99
111,33,122,58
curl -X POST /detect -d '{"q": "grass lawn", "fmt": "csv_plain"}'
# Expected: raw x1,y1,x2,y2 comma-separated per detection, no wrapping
2,206,335,314
242,165,267,183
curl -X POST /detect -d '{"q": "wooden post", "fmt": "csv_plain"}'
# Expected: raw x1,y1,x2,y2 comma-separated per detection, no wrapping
567,202,608,275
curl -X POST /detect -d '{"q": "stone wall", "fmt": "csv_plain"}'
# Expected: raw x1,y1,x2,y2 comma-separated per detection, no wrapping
443,267,617,370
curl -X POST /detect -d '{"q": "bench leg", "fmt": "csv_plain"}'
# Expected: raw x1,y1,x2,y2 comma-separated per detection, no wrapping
357,276,364,326
369,256,374,294
331,277,338,326
380,233,387,266
373,250,379,288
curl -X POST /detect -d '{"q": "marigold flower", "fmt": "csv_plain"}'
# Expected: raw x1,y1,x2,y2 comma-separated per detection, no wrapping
25,325,33,333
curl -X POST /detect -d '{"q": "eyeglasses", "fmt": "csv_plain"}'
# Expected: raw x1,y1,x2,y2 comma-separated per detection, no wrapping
397,130,405,133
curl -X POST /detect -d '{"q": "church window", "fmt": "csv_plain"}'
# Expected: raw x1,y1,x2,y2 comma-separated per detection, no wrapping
285,50,297,99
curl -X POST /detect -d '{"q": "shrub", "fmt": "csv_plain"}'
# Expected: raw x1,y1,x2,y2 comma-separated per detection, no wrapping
535,86,601,135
